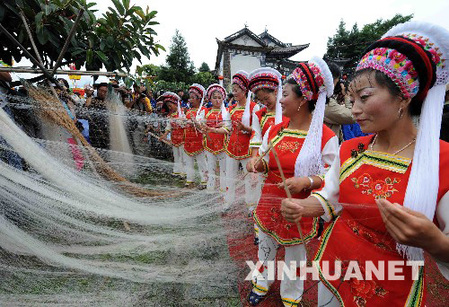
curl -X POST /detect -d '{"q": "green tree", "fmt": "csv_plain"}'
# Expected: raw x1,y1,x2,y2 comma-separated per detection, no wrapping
159,29,195,83
192,71,215,88
136,64,161,80
325,14,413,71
198,62,210,73
0,0,164,72
152,80,187,96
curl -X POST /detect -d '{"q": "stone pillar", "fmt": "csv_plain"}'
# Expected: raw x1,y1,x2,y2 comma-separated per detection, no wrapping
223,48,231,90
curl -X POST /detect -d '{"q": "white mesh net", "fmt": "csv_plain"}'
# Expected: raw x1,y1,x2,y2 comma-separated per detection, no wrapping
0,87,252,306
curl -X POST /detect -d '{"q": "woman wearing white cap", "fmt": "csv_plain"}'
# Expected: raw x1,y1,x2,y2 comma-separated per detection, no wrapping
222,71,260,210
248,58,338,306
183,83,208,189
282,22,449,306
202,84,228,191
246,67,286,245
159,92,186,177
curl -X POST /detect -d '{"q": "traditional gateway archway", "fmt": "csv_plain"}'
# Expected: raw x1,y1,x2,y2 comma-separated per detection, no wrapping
214,26,309,88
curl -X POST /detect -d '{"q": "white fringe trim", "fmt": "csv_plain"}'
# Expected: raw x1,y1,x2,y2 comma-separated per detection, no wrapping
399,84,445,261
294,57,334,178
241,91,252,127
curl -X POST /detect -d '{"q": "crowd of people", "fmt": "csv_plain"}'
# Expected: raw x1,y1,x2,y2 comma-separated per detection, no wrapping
153,21,449,306
2,20,449,307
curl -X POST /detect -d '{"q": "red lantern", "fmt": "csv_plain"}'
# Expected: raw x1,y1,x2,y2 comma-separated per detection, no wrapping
218,75,224,80
281,75,286,80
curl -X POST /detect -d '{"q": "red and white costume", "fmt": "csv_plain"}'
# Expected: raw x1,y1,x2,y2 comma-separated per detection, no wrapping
310,22,449,306
252,121,338,305
312,136,449,306
204,107,227,190
249,59,337,306
250,108,289,199
203,84,228,191
224,101,260,206
166,111,186,176
248,67,287,245
159,91,186,176
183,105,207,185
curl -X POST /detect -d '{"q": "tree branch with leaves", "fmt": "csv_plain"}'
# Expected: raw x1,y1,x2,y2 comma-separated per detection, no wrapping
0,0,164,73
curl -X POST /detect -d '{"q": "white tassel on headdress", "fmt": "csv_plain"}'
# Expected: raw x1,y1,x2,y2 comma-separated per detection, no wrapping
294,57,334,178
399,85,445,261
196,95,205,120
270,69,283,125
220,100,229,121
294,91,326,177
241,91,252,127
274,82,283,125
383,21,449,261
177,100,184,118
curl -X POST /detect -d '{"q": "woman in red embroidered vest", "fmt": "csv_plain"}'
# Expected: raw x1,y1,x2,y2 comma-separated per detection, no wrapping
249,68,285,151
246,67,286,245
160,92,186,177
183,83,208,189
281,22,449,307
247,58,338,306
203,84,228,191
223,71,260,210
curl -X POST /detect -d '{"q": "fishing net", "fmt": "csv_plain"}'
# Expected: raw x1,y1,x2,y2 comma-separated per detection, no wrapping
0,87,253,306
0,85,447,307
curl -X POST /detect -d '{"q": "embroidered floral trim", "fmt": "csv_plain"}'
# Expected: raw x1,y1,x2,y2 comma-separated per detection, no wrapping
345,219,395,252
276,141,302,154
340,150,410,183
270,129,307,148
406,265,424,307
352,173,400,199
253,212,318,245
339,260,389,307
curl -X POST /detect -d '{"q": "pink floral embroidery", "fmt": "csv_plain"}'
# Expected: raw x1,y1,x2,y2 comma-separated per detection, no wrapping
352,173,399,199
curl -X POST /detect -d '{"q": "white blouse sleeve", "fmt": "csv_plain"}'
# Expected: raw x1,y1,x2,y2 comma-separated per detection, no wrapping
311,149,342,222
319,135,339,179
436,191,449,280
223,108,232,132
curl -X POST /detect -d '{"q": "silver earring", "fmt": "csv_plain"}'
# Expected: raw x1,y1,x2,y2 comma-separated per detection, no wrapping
398,107,404,119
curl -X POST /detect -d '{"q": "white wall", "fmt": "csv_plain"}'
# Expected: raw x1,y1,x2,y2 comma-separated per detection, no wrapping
230,36,262,47
230,54,262,76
